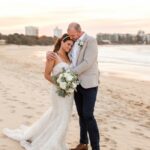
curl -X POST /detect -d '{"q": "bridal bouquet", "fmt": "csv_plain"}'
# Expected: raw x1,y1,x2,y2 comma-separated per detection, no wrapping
52,68,79,97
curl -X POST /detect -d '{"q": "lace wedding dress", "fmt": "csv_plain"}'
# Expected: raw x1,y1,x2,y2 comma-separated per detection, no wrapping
3,62,73,150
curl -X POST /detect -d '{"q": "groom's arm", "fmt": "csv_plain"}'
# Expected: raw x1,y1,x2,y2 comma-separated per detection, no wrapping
72,37,98,75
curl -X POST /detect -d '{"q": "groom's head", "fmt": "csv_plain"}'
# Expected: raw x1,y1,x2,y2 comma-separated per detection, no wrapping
67,22,83,41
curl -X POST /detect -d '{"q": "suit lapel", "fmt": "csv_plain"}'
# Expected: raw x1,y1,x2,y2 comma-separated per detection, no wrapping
76,34,88,64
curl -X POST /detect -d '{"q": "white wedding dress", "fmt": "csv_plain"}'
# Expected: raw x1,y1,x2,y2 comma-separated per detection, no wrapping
3,62,73,150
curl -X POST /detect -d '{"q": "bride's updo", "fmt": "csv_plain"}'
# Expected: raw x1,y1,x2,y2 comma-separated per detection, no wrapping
53,34,73,52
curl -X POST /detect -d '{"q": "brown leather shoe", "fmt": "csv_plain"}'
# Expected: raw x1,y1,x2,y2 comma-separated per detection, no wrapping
70,144,88,150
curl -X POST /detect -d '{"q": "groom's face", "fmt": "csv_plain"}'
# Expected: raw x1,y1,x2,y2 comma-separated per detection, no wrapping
68,29,80,41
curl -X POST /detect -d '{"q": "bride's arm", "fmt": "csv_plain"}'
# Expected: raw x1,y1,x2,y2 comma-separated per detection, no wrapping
44,59,55,83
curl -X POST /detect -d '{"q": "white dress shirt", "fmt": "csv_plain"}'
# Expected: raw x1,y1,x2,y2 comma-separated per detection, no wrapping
70,33,86,67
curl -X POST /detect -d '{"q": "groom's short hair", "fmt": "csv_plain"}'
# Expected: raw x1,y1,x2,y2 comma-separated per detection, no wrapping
67,22,82,32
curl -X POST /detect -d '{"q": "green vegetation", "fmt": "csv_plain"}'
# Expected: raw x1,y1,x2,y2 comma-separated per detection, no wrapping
0,33,55,45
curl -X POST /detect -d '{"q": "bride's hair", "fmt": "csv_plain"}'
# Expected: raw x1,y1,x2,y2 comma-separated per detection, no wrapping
53,34,73,52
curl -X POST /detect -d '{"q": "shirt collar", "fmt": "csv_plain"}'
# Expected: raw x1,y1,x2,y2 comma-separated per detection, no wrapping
77,33,86,42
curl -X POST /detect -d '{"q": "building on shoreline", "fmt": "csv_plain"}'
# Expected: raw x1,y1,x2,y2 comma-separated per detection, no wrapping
25,26,39,36
146,34,150,44
53,27,62,38
97,30,150,45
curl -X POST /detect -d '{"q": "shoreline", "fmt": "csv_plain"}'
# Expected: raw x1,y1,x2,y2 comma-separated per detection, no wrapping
1,45,150,82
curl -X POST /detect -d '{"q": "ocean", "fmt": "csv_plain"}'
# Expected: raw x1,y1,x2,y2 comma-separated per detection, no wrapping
99,45,150,81
1,45,150,81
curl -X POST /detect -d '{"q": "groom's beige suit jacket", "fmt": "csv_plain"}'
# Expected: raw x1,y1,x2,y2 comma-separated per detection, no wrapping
69,33,100,89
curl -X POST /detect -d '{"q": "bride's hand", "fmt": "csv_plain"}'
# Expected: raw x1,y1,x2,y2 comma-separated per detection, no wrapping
46,51,57,61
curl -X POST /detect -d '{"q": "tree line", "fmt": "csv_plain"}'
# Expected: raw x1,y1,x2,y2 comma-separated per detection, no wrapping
0,33,56,45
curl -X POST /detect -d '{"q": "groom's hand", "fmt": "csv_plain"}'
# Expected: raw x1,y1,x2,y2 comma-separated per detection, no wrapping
46,51,57,61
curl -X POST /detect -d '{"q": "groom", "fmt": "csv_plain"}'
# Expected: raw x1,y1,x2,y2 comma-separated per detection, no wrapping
47,22,100,150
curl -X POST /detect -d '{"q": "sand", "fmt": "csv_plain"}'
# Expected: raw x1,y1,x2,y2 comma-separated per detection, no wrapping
0,45,150,150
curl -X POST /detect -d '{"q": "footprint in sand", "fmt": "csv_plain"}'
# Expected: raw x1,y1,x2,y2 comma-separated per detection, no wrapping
12,99,19,102
118,122,126,127
135,128,141,132
107,89,113,93
3,91,8,96
2,101,7,104
134,102,144,106
9,105,16,109
134,148,142,150
1,144,7,147
143,135,150,140
36,112,43,115
23,115,33,119
12,95,17,99
131,131,144,136
111,126,118,130
110,139,117,146
130,93,136,96
23,121,31,125
145,105,150,110
103,127,108,132
6,98,15,102
20,91,26,94
104,137,110,142
19,101,28,105
1,134,8,139
10,110,16,113
112,94,121,99
145,121,150,128
105,114,110,118
101,145,107,149
25,106,34,110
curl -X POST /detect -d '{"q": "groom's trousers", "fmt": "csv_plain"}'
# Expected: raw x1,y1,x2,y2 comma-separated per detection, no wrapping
74,84,100,150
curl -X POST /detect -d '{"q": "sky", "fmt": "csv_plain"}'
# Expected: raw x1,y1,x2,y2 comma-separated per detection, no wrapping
0,0,150,36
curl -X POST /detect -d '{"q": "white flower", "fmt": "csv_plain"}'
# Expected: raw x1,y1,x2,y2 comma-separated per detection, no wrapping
65,74,73,82
57,78,61,83
57,74,63,83
78,40,84,48
67,88,74,93
63,72,69,78
59,81,67,90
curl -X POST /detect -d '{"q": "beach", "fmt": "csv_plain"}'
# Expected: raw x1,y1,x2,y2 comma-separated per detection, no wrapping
0,45,150,150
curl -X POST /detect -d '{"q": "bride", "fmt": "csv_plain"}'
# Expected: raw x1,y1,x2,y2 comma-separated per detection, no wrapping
3,34,74,150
